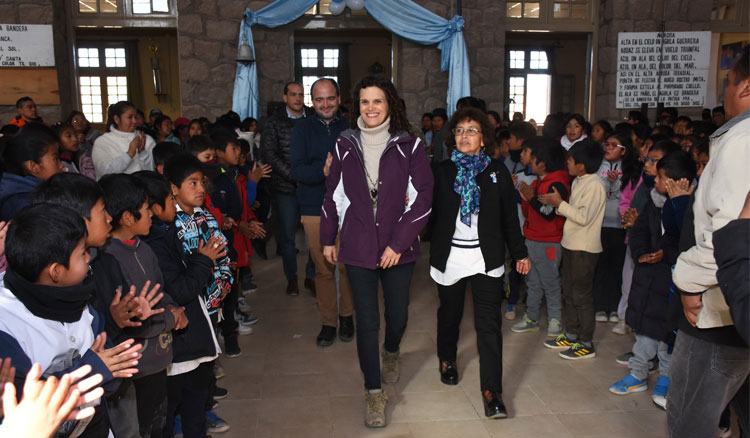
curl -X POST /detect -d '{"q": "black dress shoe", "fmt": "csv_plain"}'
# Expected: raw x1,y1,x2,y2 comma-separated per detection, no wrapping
286,279,299,296
304,278,316,297
338,315,354,342
439,360,459,385
482,390,508,419
316,325,336,347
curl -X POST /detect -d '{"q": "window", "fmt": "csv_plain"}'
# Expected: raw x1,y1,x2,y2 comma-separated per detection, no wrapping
76,43,130,123
78,0,118,14
71,0,177,23
305,0,367,16
508,77,525,116
296,45,343,106
506,1,540,19
132,0,168,14
505,0,592,30
506,49,552,123
509,50,525,69
529,50,548,69
710,0,749,31
79,77,104,123
712,0,737,20
553,0,587,19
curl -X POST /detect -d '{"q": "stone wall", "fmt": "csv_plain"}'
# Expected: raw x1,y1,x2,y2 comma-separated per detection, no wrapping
0,0,70,124
595,0,711,123
395,0,506,121
176,0,507,124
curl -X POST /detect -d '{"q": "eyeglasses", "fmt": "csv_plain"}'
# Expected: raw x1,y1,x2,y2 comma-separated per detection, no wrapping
603,143,625,149
452,127,481,137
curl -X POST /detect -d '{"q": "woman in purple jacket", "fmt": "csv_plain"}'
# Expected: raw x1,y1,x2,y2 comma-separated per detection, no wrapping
320,76,433,428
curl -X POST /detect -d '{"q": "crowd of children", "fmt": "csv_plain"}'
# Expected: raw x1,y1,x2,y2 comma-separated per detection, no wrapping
0,99,268,437
0,83,740,436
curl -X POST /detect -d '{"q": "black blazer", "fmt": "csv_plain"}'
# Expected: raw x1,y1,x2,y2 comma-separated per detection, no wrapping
429,159,528,273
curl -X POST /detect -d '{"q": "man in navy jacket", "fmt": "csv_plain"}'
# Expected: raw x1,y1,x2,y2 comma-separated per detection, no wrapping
290,78,354,347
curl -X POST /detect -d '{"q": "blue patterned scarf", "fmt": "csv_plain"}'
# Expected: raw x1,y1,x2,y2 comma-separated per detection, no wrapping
451,149,490,226
174,207,234,314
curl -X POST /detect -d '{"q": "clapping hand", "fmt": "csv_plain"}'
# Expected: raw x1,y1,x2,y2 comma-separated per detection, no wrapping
607,170,619,183
248,162,272,183
167,305,189,330
665,178,694,199
1,363,104,438
637,249,663,264
197,236,228,261
0,221,8,258
538,186,563,207
0,357,15,418
90,333,141,379
621,207,638,229
518,181,534,202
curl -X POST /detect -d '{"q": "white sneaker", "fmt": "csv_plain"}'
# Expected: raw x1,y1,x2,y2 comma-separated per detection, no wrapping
611,320,631,335
237,296,251,313
609,312,619,323
238,324,253,335
595,311,608,322
547,319,562,337
504,304,517,320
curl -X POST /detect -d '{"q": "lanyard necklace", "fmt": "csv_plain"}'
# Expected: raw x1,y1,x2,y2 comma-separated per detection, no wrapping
363,164,378,206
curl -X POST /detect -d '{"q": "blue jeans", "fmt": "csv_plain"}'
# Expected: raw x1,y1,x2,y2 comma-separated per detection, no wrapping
346,262,415,390
274,192,314,281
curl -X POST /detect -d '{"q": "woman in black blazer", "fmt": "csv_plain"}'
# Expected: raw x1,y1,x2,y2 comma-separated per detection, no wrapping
429,107,529,418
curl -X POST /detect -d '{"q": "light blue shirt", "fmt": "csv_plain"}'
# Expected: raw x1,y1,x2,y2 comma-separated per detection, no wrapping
286,107,306,120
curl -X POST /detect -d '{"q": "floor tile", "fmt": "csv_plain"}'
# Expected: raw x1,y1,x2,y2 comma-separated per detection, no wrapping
210,235,668,438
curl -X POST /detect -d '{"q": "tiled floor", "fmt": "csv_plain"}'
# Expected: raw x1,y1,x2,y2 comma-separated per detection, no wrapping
213,237,670,438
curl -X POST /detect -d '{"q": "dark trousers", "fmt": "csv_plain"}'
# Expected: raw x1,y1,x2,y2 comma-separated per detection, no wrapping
437,274,505,393
274,192,301,281
346,262,415,390
219,270,239,338
506,262,523,306
593,227,627,314
133,370,167,438
561,248,599,343
105,379,139,438
77,404,109,438
668,331,749,438
164,362,213,438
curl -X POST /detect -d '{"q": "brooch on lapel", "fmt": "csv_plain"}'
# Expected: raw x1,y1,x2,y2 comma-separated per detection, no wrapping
490,172,497,184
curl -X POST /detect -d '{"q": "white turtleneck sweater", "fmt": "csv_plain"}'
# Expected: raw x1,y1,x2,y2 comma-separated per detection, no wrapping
560,133,587,151
92,127,156,179
357,116,391,188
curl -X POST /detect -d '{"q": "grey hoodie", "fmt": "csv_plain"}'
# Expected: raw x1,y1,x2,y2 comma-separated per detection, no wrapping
103,237,176,377
597,159,623,228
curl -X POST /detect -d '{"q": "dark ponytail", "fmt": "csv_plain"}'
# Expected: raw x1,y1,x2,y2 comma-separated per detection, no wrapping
106,101,136,132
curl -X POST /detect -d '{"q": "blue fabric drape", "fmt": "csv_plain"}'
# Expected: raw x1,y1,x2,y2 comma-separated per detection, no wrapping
232,0,319,120
232,0,471,119
364,0,470,116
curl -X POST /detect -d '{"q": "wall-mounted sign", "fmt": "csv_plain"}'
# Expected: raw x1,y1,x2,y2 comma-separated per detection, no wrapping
0,24,55,67
616,31,711,108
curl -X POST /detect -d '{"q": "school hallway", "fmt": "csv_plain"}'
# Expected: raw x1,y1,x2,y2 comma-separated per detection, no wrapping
213,233,669,438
